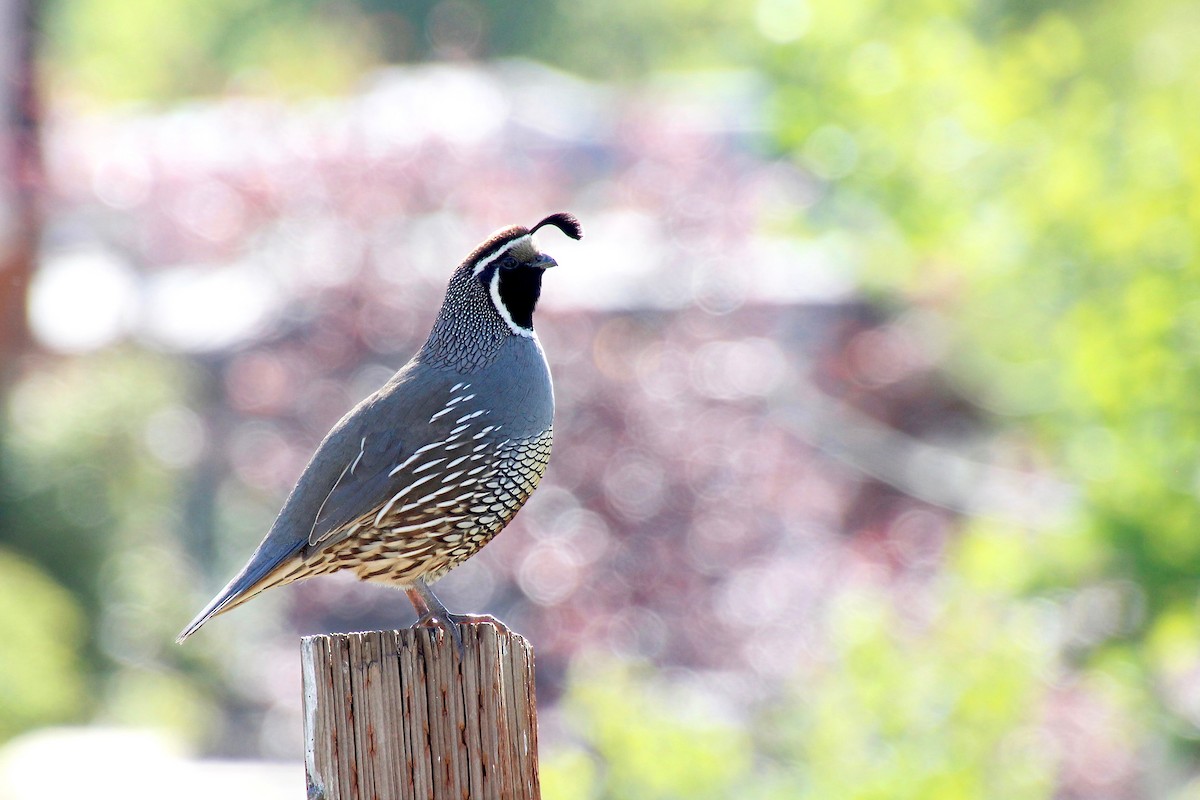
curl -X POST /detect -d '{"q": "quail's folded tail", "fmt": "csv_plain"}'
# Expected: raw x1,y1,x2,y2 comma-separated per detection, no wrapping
176,536,306,642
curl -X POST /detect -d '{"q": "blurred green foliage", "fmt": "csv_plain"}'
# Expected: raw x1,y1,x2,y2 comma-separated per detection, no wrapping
43,0,564,102
545,578,1057,800
778,588,1054,799
745,0,1200,746
45,0,389,101
554,662,752,799
0,352,207,741
0,548,85,740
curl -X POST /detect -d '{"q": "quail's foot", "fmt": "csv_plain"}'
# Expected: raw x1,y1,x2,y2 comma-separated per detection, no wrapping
406,581,508,657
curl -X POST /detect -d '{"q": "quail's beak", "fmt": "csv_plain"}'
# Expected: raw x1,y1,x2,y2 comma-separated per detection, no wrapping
529,253,558,270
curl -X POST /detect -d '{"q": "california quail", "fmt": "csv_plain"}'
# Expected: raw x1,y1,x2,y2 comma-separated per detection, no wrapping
178,213,583,648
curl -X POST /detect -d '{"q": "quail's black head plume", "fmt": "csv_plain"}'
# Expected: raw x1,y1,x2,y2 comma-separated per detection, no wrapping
178,214,583,646
530,212,583,239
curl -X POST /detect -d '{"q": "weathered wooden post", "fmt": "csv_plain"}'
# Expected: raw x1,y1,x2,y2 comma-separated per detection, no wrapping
301,624,539,800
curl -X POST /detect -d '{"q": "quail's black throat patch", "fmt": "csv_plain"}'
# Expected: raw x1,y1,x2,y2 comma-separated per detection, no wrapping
496,266,543,330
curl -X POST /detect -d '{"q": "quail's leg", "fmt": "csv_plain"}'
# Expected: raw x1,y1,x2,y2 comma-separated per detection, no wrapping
405,579,509,657
404,582,460,654
409,578,511,628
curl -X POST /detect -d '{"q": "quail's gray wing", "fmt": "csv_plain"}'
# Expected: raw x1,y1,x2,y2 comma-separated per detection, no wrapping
303,374,498,552
305,415,413,549
175,368,458,641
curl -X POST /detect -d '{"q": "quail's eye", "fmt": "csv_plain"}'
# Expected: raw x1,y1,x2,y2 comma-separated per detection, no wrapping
477,255,518,284
476,258,509,285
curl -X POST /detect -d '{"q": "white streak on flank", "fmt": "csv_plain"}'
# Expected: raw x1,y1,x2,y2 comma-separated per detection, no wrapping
472,442,491,452
414,483,458,506
471,235,530,277
446,454,470,469
309,457,353,544
390,518,463,535
387,520,438,535
473,425,497,439
467,465,488,476
412,458,447,473
350,437,366,475
451,382,468,392
429,406,455,422
441,470,466,484
456,410,485,424
489,268,535,338
388,440,445,477
451,424,470,436
374,473,438,526
448,395,467,406
461,394,476,403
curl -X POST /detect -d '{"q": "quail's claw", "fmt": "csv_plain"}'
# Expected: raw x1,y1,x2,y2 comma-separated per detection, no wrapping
413,610,465,658
448,622,465,658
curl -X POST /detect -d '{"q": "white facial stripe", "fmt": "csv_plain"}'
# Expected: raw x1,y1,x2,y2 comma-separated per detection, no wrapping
489,268,535,337
472,235,532,276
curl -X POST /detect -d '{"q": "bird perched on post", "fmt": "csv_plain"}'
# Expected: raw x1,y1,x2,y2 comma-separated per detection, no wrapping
178,213,583,650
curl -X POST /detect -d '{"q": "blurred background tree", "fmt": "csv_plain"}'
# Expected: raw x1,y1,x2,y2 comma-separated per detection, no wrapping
747,0,1200,770
0,0,1196,797
43,0,569,102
